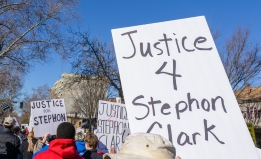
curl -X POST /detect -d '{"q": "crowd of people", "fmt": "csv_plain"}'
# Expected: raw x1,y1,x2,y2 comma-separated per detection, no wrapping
0,116,181,159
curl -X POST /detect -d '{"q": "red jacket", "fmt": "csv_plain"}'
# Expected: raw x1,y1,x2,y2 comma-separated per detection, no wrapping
34,139,83,159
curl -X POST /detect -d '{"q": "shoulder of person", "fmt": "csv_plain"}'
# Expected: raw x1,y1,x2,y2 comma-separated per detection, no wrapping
22,138,28,141
13,134,21,141
97,154,103,159
34,149,54,159
82,150,89,157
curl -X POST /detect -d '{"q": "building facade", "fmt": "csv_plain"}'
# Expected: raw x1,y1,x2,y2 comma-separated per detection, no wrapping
50,73,108,128
236,84,261,147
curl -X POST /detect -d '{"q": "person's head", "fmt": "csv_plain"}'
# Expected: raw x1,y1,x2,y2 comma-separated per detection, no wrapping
13,126,20,135
20,129,25,135
75,131,85,142
28,129,34,138
3,116,14,129
103,133,176,159
84,132,98,150
56,122,75,139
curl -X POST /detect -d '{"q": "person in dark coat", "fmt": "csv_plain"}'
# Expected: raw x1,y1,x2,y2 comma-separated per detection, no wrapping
82,132,102,159
0,116,20,159
20,129,41,159
0,119,4,132
19,128,27,141
13,126,22,144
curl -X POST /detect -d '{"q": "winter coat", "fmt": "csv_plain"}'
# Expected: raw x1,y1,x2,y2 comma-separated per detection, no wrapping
20,138,38,159
33,141,87,158
32,144,48,159
34,139,83,159
0,124,4,132
0,128,21,159
82,150,103,159
76,141,87,156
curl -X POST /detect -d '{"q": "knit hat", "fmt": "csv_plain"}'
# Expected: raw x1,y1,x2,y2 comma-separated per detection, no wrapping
103,132,176,159
4,116,14,126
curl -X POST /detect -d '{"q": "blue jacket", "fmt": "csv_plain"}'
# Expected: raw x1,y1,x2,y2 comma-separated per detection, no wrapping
76,141,86,155
33,141,86,158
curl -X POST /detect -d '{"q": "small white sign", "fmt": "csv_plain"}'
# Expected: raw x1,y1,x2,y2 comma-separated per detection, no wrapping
30,99,67,137
76,127,85,134
95,100,129,153
13,117,19,127
111,16,259,159
21,124,28,129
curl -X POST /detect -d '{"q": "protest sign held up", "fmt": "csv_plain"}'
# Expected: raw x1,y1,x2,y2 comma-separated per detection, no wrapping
30,99,67,137
111,16,259,159
13,117,19,127
95,100,129,153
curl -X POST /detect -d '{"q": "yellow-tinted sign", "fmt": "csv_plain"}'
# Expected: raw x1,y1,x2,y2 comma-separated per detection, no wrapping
247,123,257,146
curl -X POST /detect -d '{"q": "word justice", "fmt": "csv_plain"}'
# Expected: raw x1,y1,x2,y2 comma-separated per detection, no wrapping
121,30,213,59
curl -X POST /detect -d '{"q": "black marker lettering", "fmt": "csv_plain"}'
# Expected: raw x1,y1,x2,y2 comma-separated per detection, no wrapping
121,30,138,59
132,95,150,120
158,33,172,56
182,36,195,52
194,37,212,50
140,43,153,57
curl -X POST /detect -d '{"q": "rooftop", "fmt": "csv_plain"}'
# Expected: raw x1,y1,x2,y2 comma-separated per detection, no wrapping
235,84,261,102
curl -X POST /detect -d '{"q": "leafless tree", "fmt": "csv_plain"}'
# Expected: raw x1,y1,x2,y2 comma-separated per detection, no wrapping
0,66,23,119
69,31,122,100
69,77,108,131
219,27,261,97
0,0,78,73
19,84,50,124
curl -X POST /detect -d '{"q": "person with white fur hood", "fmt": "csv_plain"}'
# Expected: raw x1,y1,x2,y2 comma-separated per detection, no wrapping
103,132,181,159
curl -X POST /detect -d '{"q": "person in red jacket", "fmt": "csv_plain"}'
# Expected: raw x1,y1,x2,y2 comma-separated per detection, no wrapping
34,122,83,159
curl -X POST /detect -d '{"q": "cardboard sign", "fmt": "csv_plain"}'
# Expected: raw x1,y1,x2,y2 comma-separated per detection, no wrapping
111,16,259,159
21,124,28,129
76,127,85,133
95,100,129,153
30,99,67,137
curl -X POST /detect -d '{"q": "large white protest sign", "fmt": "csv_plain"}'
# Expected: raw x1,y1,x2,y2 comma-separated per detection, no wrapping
111,16,259,159
31,99,67,137
257,148,261,158
95,100,129,153
21,124,28,130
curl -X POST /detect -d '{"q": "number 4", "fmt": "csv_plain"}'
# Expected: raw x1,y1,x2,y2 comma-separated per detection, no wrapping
155,59,182,90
